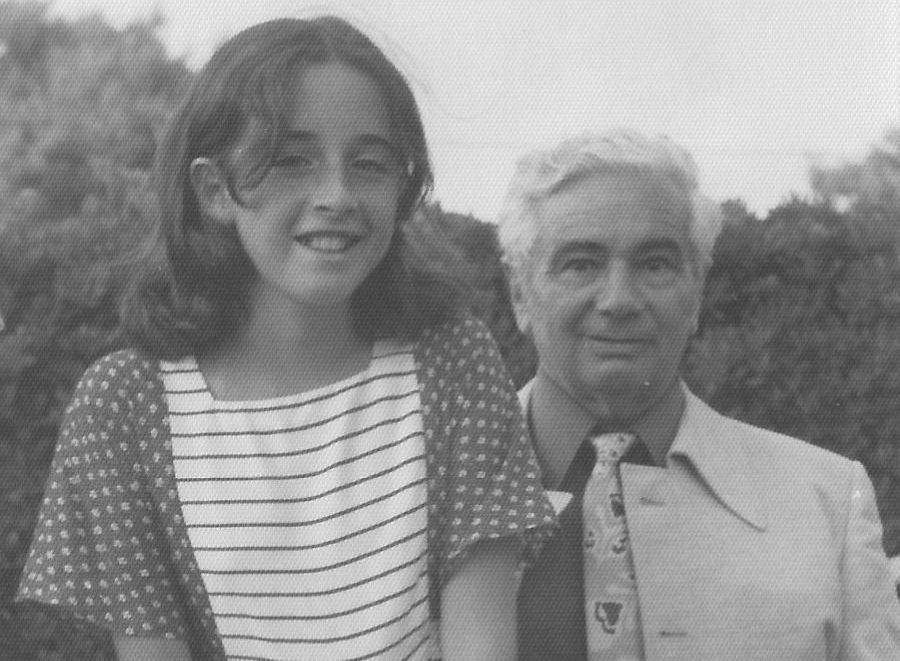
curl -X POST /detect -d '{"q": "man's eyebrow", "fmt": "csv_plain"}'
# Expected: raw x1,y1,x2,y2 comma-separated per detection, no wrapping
636,238,684,253
553,240,606,253
548,241,607,264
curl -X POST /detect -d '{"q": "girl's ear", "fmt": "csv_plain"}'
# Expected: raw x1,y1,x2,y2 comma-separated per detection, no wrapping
189,157,236,225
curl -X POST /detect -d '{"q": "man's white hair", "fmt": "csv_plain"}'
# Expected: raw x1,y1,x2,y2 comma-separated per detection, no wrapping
496,129,723,276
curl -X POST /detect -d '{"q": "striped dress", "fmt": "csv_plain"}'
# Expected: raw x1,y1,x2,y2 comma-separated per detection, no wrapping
161,342,436,660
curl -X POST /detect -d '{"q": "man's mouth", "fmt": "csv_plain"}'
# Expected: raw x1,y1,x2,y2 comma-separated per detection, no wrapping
294,232,362,253
587,335,651,344
583,335,654,353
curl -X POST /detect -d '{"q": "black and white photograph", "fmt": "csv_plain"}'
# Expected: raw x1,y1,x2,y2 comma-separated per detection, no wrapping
0,1,898,659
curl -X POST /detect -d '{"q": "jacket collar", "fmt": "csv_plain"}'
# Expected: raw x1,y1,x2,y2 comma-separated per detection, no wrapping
668,386,768,531
520,380,768,531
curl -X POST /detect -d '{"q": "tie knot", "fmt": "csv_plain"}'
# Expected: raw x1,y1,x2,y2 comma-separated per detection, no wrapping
589,431,637,467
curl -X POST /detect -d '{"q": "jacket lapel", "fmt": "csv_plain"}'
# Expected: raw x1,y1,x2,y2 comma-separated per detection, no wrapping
668,388,768,531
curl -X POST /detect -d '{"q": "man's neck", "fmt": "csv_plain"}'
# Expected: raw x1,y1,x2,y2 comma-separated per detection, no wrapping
528,374,596,490
527,373,686,489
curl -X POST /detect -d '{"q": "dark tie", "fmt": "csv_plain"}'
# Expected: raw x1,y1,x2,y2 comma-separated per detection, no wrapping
517,431,653,660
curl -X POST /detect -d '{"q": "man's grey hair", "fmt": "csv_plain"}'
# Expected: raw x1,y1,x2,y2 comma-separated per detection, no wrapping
496,129,723,277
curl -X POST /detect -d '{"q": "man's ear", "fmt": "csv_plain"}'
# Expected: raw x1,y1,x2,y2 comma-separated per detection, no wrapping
505,265,532,335
189,157,236,225
688,278,704,335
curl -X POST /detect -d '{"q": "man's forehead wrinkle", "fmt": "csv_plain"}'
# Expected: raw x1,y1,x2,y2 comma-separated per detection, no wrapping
544,215,691,240
548,240,607,259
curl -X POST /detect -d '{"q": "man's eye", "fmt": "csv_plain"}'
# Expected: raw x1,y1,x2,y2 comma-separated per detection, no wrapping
644,256,674,271
637,254,683,286
561,257,600,273
553,257,604,286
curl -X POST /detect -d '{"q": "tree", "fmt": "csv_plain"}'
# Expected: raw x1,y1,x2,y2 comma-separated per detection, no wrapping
810,129,900,248
0,5,190,653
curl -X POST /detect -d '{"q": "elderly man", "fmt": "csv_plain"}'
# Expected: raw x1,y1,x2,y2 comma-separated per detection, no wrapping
499,130,900,660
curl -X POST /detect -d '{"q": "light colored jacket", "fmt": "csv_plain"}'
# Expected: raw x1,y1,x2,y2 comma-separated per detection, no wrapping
523,383,900,660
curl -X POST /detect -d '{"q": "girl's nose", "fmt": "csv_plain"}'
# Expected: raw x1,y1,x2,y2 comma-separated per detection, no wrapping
312,165,357,215
593,263,641,316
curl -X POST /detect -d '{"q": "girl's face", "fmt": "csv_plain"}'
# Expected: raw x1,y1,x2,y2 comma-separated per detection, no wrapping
226,62,402,312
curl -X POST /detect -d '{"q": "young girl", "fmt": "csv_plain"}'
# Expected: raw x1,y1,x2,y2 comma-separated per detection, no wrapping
17,16,555,661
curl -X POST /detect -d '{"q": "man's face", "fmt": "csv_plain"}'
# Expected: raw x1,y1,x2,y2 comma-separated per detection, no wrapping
512,171,703,422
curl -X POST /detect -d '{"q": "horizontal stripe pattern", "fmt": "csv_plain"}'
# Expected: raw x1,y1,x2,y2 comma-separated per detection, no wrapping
163,344,436,660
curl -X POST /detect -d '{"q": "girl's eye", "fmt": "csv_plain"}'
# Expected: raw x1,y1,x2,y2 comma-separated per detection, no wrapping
352,157,390,173
272,154,315,169
351,153,399,177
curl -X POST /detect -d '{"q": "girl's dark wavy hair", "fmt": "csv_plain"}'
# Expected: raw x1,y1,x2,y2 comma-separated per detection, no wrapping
122,16,462,359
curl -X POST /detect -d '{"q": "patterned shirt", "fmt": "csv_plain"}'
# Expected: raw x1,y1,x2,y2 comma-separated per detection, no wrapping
18,316,557,660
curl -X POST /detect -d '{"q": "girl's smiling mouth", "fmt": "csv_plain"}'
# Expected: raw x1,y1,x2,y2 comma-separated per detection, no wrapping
294,231,363,253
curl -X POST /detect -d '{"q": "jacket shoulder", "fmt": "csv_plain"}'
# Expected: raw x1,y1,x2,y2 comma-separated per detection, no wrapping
66,349,164,419
706,401,856,486
413,314,500,371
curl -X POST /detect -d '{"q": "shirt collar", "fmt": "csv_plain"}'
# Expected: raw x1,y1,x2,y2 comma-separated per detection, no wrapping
521,372,682,486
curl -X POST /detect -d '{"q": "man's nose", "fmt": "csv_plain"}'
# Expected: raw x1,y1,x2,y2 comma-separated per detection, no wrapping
593,263,641,316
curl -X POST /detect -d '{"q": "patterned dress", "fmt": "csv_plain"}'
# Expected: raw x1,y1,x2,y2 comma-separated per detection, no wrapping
18,316,556,660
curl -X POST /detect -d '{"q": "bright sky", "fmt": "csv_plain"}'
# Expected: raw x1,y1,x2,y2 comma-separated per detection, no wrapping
46,0,900,220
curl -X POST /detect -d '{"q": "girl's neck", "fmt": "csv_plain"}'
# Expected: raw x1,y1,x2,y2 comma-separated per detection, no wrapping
198,285,373,401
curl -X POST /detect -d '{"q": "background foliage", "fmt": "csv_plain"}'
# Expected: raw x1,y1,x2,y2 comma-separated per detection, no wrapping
0,3,897,657
0,4,187,657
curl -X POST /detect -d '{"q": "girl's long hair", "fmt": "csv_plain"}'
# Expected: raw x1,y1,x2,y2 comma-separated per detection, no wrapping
122,16,463,359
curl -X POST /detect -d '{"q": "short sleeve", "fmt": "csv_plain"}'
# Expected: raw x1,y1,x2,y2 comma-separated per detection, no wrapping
16,352,189,640
418,317,557,588
840,461,900,659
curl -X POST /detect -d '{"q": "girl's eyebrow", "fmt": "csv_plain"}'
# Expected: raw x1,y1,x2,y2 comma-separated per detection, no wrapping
356,134,400,154
281,130,398,153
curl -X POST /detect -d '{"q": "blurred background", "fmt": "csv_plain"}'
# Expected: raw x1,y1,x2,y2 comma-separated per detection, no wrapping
0,1,897,658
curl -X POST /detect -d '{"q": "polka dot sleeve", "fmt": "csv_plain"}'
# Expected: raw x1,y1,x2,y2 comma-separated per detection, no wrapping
16,351,190,640
418,317,557,590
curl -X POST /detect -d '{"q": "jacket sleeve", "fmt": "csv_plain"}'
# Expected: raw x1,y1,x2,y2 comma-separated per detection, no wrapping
840,461,900,660
16,351,191,640
418,316,557,593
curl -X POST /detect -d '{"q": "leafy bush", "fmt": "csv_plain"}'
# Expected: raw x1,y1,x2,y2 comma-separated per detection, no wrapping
0,4,189,653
